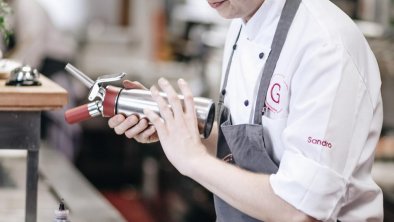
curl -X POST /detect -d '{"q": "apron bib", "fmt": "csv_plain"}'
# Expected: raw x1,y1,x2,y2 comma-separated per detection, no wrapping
214,1,301,221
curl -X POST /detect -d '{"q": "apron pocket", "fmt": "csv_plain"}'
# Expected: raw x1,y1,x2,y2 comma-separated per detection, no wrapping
221,122,278,174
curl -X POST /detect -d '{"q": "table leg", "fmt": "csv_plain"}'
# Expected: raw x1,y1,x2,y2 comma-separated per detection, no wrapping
25,112,41,222
0,111,42,222
25,149,39,222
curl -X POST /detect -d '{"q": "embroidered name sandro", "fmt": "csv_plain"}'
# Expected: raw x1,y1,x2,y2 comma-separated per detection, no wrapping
307,137,332,149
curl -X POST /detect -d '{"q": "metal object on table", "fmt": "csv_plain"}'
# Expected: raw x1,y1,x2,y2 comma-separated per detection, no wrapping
64,63,215,138
6,65,41,86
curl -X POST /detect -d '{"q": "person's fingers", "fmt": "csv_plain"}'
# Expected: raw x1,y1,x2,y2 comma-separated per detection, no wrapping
114,115,139,135
124,118,149,139
158,78,184,120
178,79,196,121
135,125,158,143
123,80,147,90
108,114,125,128
150,85,174,124
144,108,167,138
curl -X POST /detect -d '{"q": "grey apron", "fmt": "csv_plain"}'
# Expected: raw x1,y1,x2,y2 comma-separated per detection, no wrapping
214,0,301,221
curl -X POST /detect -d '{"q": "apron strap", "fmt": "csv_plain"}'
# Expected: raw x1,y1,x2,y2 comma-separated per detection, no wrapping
253,0,302,125
217,26,242,121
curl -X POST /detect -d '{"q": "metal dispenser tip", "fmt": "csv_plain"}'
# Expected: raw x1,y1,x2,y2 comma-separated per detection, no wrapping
65,63,94,88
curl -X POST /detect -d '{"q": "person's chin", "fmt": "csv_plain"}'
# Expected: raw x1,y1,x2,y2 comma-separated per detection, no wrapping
218,14,232,19
217,10,237,19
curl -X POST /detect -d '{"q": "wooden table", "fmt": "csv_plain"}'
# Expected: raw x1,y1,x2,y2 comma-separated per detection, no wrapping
0,75,67,222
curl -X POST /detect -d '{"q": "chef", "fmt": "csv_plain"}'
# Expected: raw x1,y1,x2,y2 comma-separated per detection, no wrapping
108,0,384,221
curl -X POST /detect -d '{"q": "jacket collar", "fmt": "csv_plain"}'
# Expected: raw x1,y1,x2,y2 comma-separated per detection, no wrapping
242,0,286,42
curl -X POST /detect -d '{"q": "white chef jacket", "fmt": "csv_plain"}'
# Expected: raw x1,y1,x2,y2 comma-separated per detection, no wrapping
221,0,383,221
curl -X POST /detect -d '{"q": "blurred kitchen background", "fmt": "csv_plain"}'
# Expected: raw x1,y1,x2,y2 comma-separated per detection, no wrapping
0,0,394,221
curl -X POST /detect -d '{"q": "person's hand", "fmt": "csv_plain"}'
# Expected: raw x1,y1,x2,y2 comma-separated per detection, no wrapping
144,78,208,175
108,80,159,143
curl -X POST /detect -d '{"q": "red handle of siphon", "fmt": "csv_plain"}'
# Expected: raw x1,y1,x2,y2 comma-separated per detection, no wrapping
65,104,92,124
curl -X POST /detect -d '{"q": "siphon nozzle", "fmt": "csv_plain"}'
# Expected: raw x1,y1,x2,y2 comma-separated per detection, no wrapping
65,63,94,88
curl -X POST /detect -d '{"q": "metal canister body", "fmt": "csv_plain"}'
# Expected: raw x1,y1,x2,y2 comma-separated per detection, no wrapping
104,86,215,138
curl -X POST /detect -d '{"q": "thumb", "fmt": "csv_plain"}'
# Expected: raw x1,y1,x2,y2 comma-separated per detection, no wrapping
123,80,147,90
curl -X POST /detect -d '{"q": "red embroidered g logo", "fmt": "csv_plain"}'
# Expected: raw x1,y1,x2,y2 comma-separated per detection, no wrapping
266,74,289,114
270,83,281,104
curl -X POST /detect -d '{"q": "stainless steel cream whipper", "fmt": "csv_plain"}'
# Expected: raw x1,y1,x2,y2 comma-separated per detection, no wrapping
64,64,215,138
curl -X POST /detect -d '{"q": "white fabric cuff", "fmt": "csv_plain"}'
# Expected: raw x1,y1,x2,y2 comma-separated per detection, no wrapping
270,151,347,220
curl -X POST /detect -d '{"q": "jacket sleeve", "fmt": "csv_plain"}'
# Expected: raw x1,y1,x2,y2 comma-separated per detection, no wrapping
269,42,381,220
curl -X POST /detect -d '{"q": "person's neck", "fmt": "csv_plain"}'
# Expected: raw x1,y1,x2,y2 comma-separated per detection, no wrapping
243,0,265,23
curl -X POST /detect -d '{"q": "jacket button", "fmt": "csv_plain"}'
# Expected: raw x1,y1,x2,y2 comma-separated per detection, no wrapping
259,52,265,59
221,89,226,96
244,100,249,107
